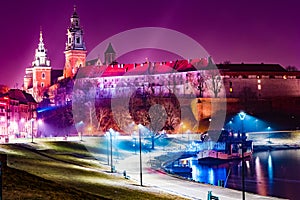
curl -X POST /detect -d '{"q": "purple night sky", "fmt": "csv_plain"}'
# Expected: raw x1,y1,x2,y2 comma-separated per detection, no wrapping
0,0,300,87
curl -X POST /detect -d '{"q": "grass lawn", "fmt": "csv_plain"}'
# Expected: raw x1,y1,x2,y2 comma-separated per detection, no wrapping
0,141,187,200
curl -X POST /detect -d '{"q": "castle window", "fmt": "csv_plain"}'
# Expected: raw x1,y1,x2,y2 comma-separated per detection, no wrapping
69,38,71,44
41,82,44,88
42,72,46,79
76,37,80,44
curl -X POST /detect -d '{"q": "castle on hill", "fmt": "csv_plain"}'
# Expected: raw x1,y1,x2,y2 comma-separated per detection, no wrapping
22,6,300,108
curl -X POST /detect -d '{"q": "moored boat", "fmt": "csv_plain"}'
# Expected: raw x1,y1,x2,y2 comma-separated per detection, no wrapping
197,130,253,164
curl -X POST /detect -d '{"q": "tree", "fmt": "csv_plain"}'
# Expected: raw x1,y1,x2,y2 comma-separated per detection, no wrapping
186,72,205,98
0,85,9,94
111,106,134,134
205,69,223,98
96,106,111,132
148,104,167,149
223,60,231,65
286,65,298,71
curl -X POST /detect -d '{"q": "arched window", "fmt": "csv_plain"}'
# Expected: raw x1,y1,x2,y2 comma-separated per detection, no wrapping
42,72,46,79
41,82,44,88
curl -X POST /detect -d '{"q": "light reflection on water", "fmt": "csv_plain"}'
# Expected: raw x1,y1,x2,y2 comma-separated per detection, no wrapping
189,159,227,185
177,149,300,200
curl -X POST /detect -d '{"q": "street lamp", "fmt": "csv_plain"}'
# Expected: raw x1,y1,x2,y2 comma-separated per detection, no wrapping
138,124,143,186
105,132,110,165
238,111,246,200
239,111,246,133
180,122,185,138
267,126,271,143
108,128,114,173
31,118,34,143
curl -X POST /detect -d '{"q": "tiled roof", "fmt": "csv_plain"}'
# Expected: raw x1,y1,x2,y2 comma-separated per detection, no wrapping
23,91,36,103
80,58,287,78
217,63,286,72
8,89,28,104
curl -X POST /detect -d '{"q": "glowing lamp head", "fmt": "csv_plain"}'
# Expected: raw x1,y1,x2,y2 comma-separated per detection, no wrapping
38,119,43,125
239,111,246,120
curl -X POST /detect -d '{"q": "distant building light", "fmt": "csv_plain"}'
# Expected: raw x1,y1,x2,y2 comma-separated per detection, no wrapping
258,84,261,90
229,87,233,93
257,79,261,83
283,75,287,80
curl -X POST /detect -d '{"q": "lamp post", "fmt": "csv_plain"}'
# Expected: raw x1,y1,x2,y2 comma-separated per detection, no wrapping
106,132,109,165
267,126,271,143
138,124,143,186
180,122,185,138
31,118,34,143
109,130,113,173
238,111,246,200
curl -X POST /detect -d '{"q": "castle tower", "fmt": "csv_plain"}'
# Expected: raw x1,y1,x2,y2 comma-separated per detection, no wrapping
24,29,52,102
64,5,87,79
104,42,116,65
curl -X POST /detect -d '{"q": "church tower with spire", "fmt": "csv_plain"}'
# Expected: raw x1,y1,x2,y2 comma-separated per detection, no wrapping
104,42,116,65
63,5,87,79
24,29,52,102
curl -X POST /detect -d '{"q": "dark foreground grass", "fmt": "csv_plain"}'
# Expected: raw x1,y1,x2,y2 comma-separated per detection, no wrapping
3,166,107,200
0,142,187,200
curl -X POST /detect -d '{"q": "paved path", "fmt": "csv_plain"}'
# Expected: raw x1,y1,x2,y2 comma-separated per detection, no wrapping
115,152,286,200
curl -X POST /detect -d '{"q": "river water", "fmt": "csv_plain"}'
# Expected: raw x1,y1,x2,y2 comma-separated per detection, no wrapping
178,149,300,200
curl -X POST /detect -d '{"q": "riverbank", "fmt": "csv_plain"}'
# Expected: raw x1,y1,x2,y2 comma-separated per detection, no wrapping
0,138,292,200
250,131,300,152
254,143,300,152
